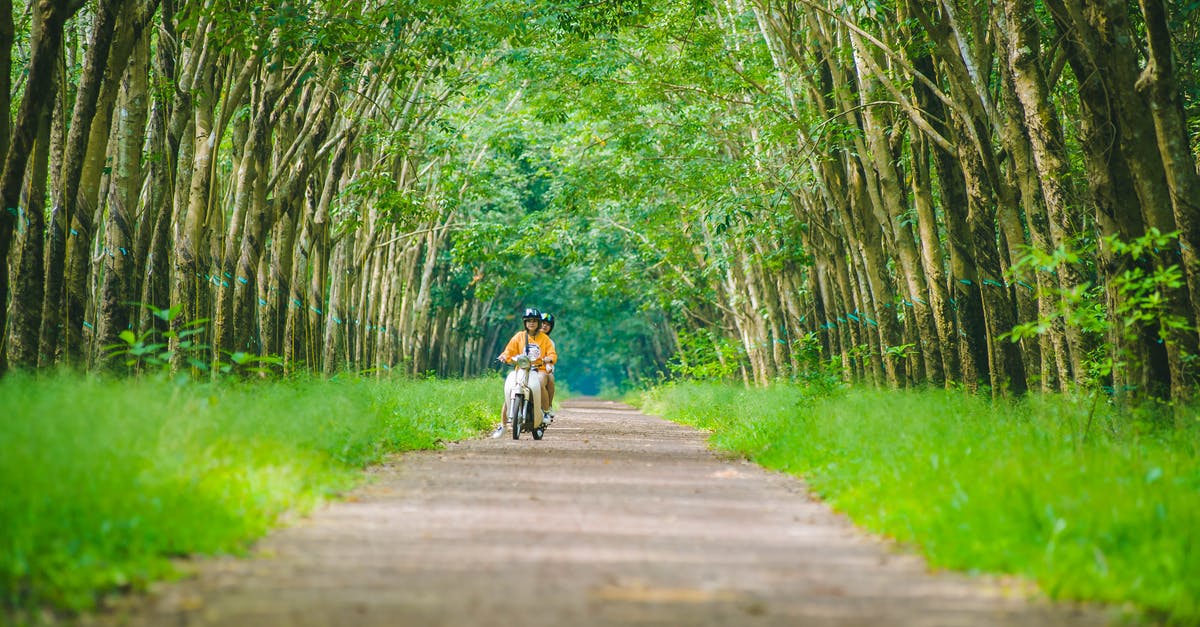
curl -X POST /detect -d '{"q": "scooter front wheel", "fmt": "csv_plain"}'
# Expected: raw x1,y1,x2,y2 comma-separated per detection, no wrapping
511,397,524,440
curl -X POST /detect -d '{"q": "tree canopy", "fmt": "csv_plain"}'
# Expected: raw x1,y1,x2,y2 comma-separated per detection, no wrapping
4,0,1200,403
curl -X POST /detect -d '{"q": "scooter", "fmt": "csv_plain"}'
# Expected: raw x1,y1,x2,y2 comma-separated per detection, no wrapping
506,354,547,440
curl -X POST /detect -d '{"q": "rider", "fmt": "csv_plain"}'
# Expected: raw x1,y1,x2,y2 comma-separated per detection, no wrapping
539,311,558,416
492,307,557,438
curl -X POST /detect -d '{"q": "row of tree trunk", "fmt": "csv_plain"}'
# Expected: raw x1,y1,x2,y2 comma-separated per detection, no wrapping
3,0,1198,402
646,0,1198,401
0,1,498,379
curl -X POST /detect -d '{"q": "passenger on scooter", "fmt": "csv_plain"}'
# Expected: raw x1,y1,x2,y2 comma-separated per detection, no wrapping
539,312,558,418
491,307,557,438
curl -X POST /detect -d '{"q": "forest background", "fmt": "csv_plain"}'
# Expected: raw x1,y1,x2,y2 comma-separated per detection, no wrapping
1,0,1199,403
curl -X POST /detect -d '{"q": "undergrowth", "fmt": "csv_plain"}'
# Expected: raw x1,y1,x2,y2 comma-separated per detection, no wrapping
0,372,495,615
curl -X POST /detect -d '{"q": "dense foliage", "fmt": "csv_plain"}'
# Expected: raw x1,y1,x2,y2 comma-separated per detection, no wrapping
4,0,1200,405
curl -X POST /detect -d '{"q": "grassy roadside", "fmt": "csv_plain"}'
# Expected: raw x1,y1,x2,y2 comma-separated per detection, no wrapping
638,382,1200,624
0,372,498,615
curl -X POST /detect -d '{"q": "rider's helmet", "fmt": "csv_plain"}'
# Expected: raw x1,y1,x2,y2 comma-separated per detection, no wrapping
539,312,555,331
522,307,541,321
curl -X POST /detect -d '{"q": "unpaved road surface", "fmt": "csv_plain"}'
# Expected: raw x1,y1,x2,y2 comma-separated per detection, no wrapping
95,399,1114,626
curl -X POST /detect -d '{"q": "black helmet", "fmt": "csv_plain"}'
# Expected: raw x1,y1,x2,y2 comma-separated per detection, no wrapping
522,307,541,321
540,312,555,330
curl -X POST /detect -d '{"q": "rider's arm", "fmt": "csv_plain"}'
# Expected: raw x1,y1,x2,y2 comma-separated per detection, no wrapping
543,339,558,371
497,333,523,363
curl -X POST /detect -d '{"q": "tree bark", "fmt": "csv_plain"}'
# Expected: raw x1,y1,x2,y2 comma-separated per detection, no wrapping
138,0,183,334
40,0,129,366
997,0,1087,388
171,57,218,373
851,38,943,384
955,116,1028,396
995,67,1065,391
8,92,55,369
0,0,12,161
939,148,989,390
263,206,297,357
904,46,961,385
322,235,351,376
0,0,82,375
234,87,334,356
97,30,150,368
1135,0,1200,400
1044,0,1160,398
214,55,270,357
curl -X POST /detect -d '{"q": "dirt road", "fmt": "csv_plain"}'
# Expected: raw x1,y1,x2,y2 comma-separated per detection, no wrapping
97,399,1113,626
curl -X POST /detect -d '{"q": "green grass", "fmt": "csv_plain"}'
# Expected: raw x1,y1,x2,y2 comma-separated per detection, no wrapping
0,372,498,614
639,382,1200,624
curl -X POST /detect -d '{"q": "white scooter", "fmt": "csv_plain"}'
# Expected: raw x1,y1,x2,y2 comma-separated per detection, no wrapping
506,355,547,440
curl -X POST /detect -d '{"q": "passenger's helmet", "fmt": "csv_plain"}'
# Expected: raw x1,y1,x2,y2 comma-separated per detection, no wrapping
539,312,555,330
522,307,541,321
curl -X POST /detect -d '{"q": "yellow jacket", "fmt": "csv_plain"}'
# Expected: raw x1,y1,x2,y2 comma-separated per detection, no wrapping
500,330,557,370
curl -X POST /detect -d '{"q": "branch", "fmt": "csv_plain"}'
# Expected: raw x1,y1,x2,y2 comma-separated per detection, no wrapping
609,78,758,107
601,217,738,318
848,32,954,152
790,0,956,111
373,222,459,249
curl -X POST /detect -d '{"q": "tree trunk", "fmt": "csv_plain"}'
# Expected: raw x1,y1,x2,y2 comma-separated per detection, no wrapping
171,59,218,373
8,94,55,369
908,0,1020,393
1044,0,1159,399
41,0,129,366
138,0,183,335
284,138,349,371
96,30,150,369
263,206,297,358
322,235,351,376
214,56,270,357
998,0,1087,388
1135,0,1200,400
939,156,989,390
955,121,1028,396
235,88,333,357
852,48,943,385
909,132,959,384
995,67,1066,391
0,0,81,375
0,0,12,161
1065,0,1193,400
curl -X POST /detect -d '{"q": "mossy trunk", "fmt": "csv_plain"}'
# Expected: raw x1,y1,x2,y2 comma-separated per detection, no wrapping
171,61,218,373
0,0,78,374
9,96,54,370
97,33,150,370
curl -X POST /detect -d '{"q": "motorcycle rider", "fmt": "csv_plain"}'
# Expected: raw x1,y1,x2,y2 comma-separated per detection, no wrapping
491,307,557,438
539,312,558,418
